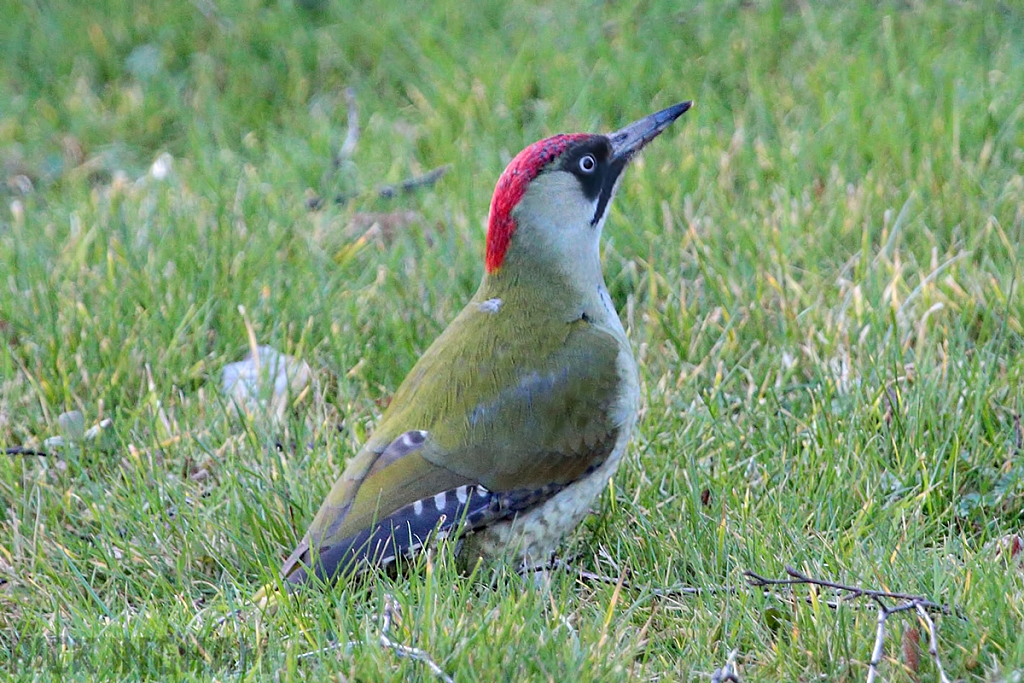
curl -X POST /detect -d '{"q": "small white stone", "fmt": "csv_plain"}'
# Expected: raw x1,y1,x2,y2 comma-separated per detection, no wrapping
58,411,85,441
150,152,173,180
221,345,311,422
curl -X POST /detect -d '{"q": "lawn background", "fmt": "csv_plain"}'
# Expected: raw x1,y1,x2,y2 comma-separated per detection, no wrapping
2,0,1024,679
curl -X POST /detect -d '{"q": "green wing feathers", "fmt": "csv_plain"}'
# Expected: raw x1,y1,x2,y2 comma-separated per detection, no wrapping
282,430,474,582
281,300,624,582
383,306,624,490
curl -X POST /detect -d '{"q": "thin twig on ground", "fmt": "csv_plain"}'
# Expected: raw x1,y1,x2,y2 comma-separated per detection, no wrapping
378,594,454,683
530,557,711,598
744,566,950,614
295,594,452,681
297,639,356,660
373,164,452,200
745,567,953,683
337,87,360,161
710,648,741,682
308,164,453,210
865,599,887,683
4,446,49,456
915,602,953,683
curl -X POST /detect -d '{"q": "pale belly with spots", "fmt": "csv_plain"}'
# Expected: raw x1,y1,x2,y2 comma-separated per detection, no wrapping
458,432,630,567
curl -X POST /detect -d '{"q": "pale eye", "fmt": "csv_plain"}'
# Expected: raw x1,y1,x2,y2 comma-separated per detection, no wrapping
578,154,596,173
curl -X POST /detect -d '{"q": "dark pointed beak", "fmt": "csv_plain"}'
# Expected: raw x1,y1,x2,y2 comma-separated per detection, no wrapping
609,101,692,161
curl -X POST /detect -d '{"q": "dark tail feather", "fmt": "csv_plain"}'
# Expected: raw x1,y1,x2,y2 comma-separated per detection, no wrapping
286,481,568,584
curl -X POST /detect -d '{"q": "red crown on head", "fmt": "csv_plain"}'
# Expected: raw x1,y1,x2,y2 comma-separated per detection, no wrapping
485,133,591,273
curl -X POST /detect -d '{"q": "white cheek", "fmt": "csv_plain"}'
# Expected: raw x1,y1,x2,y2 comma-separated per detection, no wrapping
590,196,610,235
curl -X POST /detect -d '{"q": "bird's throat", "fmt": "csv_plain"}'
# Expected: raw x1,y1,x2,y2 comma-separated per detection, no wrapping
476,261,616,330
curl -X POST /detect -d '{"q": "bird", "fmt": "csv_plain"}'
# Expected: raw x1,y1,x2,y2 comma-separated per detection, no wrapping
277,101,692,587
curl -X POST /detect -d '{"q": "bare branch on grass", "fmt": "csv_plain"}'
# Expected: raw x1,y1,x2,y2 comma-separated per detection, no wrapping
4,446,49,456
915,602,953,683
304,87,449,210
744,566,949,614
745,567,953,682
373,165,451,200
552,561,952,681
337,87,360,161
532,557,711,598
377,594,454,683
710,648,741,682
297,639,356,661
308,164,452,210
1013,413,1022,458
5,414,114,456
297,594,453,682
865,599,887,683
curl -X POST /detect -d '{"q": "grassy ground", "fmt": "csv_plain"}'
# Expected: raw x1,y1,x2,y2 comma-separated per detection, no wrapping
2,0,1024,679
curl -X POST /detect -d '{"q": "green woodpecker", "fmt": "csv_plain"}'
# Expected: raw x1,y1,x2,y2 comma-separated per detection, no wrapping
280,102,692,585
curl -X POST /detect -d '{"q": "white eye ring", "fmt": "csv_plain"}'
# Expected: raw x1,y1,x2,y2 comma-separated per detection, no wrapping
578,154,596,173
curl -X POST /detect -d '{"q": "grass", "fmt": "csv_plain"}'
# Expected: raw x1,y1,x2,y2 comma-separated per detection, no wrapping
2,0,1024,679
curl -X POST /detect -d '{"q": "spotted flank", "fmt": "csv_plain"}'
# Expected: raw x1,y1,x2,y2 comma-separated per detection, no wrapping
298,481,568,581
